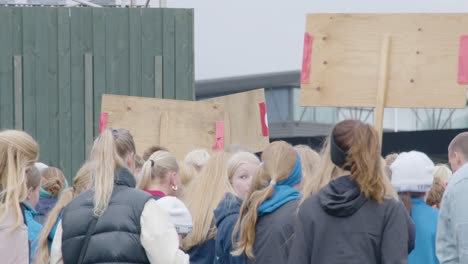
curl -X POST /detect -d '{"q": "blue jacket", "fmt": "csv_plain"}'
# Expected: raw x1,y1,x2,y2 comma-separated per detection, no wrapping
214,193,246,264
409,197,439,264
22,202,43,263
187,239,215,264
35,197,57,225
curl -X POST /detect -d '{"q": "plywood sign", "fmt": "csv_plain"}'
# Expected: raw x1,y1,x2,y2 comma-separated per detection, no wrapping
101,94,224,160
300,14,467,108
206,88,270,153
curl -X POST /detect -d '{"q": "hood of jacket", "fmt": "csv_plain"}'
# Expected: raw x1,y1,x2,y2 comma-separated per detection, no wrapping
214,192,243,228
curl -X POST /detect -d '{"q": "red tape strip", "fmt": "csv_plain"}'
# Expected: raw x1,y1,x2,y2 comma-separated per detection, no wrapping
458,35,468,84
259,102,269,137
301,32,313,84
99,112,108,134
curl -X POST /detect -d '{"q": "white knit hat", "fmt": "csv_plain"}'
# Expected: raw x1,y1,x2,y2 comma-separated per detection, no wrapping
390,151,435,192
35,162,48,174
157,196,193,234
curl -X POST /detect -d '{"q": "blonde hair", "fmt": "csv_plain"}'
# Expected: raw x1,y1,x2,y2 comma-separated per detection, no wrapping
90,128,135,216
301,139,339,200
135,155,144,170
233,141,297,259
0,130,39,229
294,145,320,192
179,161,198,188
182,153,234,250
426,177,446,209
137,151,179,190
40,167,66,197
142,145,168,161
184,148,210,172
226,152,260,193
433,164,452,185
34,162,93,264
26,166,41,191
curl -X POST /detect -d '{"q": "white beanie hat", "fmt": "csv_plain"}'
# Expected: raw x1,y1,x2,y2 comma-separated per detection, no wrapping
391,151,435,192
35,162,48,174
157,196,193,234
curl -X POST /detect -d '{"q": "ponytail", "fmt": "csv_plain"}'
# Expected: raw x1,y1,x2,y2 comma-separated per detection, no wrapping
90,129,126,216
137,160,153,190
34,188,74,264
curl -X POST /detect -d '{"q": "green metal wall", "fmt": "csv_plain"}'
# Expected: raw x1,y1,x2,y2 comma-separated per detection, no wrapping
0,7,194,181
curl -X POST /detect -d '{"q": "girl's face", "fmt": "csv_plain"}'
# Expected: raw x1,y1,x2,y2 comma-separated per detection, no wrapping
231,163,258,200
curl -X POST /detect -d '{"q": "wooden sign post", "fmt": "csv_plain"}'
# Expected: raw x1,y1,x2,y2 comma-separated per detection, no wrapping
300,14,467,145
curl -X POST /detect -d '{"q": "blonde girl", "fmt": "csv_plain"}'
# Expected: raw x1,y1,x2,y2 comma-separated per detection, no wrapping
35,167,67,224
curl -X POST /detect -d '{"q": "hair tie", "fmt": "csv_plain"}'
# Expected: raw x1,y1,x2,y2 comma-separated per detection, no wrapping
150,160,154,167
269,180,277,186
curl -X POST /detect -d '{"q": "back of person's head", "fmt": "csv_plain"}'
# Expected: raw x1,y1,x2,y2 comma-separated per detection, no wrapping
426,177,446,209
142,145,169,161
40,167,66,197
391,151,435,214
178,161,198,188
0,130,39,228
331,119,386,203
184,148,210,172
233,141,297,259
90,128,135,216
226,151,260,199
433,164,452,185
158,196,193,235
25,166,41,207
35,162,48,174
294,145,320,191
182,152,234,251
384,153,399,180
137,151,179,195
300,138,338,200
35,162,93,264
448,132,468,172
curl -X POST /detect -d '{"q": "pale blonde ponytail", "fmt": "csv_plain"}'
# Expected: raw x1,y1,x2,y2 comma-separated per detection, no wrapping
90,128,133,216
0,130,39,229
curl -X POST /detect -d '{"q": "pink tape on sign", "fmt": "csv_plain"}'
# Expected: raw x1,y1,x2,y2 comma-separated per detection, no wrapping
458,35,468,84
99,112,108,134
301,32,313,84
214,120,224,152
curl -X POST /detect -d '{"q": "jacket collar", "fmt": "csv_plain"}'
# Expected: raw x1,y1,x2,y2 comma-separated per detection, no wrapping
114,168,137,188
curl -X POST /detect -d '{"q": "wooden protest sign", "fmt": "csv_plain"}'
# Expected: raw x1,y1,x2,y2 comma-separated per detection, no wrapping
300,14,467,142
101,89,270,159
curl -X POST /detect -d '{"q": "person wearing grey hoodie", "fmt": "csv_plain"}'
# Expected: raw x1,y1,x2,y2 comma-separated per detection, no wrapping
288,120,415,264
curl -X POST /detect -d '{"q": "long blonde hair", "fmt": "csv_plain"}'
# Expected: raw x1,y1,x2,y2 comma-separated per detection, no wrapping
34,162,94,264
433,164,452,184
232,141,297,259
294,145,320,192
182,152,234,250
40,167,66,197
301,138,339,201
227,152,260,182
184,148,211,172
90,128,135,216
0,130,39,229
137,151,179,190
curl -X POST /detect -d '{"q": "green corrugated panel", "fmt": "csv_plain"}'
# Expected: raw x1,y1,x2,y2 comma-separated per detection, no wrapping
113,9,130,95
129,8,142,97
141,8,158,98
162,9,176,99
57,8,73,180
105,8,117,95
0,8,14,129
174,9,194,100
22,8,37,138
35,7,51,163
47,8,60,169
92,8,106,136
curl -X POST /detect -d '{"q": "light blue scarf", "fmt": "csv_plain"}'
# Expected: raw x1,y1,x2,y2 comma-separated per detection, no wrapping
258,153,302,216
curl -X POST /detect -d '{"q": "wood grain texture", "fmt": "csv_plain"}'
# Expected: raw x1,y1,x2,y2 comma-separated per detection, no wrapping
101,94,224,160
207,88,270,153
301,14,467,109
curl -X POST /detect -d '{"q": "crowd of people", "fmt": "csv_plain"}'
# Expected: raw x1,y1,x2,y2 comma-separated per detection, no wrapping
0,119,467,264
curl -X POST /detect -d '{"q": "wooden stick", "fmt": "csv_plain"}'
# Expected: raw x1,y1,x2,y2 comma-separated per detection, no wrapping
374,35,391,146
